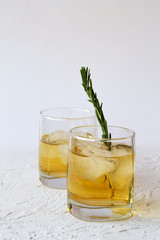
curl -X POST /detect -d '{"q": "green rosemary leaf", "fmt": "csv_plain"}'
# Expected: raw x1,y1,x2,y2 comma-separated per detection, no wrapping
80,67,111,150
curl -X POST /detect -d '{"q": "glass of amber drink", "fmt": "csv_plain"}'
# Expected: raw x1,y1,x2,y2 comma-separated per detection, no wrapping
39,108,96,189
67,125,135,221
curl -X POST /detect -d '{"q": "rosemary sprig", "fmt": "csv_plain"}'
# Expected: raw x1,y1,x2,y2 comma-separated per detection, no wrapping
80,67,111,150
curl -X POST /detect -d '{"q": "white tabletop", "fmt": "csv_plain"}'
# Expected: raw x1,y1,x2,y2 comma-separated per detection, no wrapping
0,146,160,240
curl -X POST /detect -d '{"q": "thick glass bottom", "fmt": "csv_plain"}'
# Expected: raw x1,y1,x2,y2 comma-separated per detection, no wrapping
67,199,132,222
39,171,67,189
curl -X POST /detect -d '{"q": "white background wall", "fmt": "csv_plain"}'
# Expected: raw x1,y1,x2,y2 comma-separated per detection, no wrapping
1,0,160,150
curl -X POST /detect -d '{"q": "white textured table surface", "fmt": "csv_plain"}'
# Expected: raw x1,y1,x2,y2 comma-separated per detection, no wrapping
0,147,160,240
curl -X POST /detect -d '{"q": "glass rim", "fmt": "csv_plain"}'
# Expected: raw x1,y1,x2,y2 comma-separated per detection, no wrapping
40,107,95,120
69,125,135,141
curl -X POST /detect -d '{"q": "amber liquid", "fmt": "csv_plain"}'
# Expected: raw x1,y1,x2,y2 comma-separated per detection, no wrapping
67,145,134,206
39,136,68,178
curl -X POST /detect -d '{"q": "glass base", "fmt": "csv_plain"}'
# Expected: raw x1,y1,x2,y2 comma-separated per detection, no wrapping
39,171,67,189
67,199,132,222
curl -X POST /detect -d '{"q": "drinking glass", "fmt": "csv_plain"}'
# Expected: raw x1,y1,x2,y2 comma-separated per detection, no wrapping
67,125,135,221
39,108,96,189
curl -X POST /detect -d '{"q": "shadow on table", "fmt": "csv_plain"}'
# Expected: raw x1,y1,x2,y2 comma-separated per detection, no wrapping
133,169,160,220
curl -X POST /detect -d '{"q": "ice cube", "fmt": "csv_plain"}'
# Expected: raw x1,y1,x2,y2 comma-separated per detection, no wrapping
74,142,93,157
109,145,133,189
72,141,119,182
90,143,131,158
49,130,69,144
70,134,94,157
41,134,50,143
88,142,114,158
72,153,119,182
71,138,94,157
70,139,133,183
